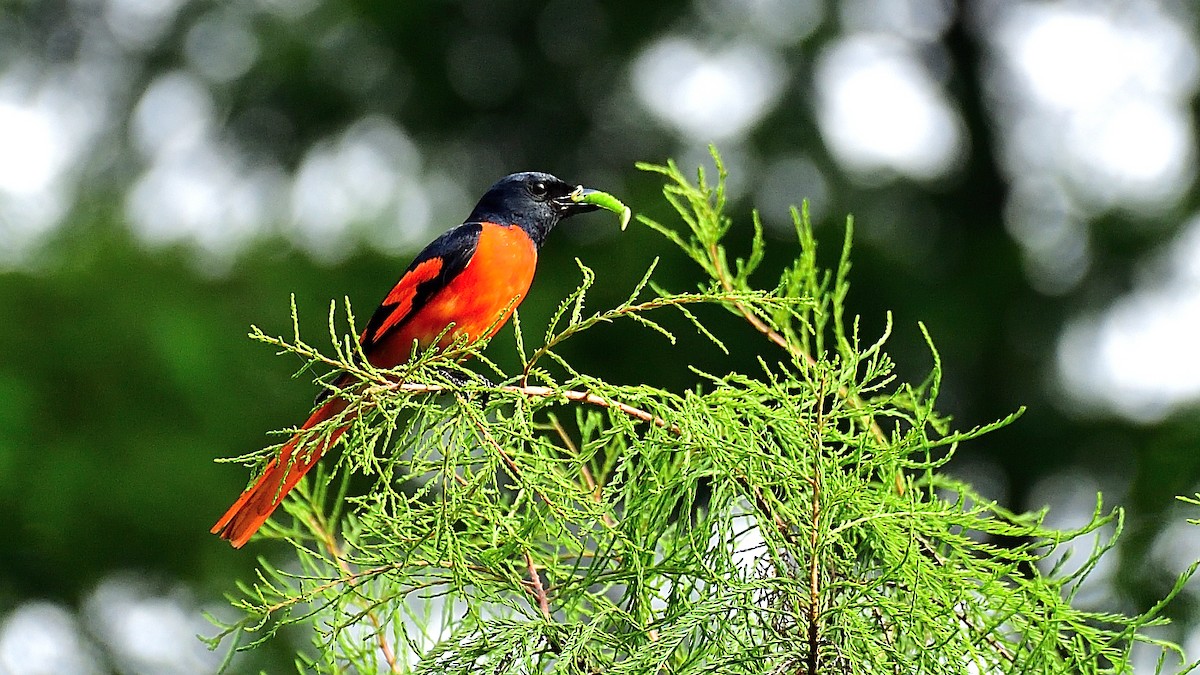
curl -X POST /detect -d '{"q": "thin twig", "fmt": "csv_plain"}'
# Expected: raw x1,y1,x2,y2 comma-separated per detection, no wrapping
456,395,571,523
388,381,678,432
923,541,1017,664
549,416,615,529
220,559,404,642
806,377,828,675
305,513,400,673
522,290,785,384
704,239,1013,665
401,380,788,537
708,242,802,363
547,416,662,642
524,549,552,620
704,242,893,466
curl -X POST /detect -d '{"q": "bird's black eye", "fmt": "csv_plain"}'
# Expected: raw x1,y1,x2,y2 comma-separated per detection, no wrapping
529,181,548,200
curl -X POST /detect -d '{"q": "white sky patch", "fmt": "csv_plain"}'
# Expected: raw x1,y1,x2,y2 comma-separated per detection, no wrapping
726,504,767,575
0,103,62,195
815,34,964,180
0,102,68,265
1057,215,1200,421
632,36,785,141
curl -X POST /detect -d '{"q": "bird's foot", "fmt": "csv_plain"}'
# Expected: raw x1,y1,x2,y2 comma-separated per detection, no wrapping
435,368,495,403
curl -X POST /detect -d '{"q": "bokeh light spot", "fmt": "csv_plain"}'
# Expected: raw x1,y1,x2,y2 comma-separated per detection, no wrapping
290,116,430,262
838,0,953,42
988,1,1199,213
632,36,785,142
0,603,102,675
1057,216,1200,420
815,35,965,180
84,576,223,674
105,0,189,51
184,9,260,83
693,0,823,46
0,103,61,195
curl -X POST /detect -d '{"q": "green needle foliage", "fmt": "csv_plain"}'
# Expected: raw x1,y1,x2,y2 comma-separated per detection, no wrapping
207,149,1198,674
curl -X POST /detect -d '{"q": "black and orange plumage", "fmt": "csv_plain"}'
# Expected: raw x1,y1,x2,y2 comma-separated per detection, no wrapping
212,172,601,547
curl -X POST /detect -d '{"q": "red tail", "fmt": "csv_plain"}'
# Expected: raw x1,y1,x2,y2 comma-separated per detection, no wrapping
211,397,351,548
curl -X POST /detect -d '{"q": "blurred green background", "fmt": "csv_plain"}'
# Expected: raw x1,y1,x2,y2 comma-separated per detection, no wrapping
2,0,1199,672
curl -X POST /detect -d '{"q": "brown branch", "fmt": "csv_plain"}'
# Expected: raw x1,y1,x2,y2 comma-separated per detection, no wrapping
806,377,828,675
387,381,678,432
524,549,552,620
806,473,821,675
380,331,791,623
706,242,803,363
695,243,820,537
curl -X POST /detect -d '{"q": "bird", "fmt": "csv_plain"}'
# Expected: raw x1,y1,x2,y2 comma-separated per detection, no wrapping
212,172,603,547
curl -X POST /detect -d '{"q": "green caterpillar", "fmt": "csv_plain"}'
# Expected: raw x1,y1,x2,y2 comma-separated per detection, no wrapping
571,187,631,230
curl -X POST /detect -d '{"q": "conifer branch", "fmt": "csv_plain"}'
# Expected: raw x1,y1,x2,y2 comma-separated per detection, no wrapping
209,149,1199,674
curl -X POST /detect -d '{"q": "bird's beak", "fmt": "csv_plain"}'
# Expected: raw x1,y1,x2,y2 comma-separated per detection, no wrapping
554,186,601,217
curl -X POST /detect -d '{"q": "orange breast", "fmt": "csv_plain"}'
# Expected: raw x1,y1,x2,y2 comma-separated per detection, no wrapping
374,223,537,366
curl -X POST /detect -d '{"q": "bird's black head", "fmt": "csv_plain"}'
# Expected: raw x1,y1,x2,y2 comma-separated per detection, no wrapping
466,172,600,246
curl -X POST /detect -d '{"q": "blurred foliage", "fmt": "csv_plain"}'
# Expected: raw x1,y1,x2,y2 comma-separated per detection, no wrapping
2,0,1199,671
